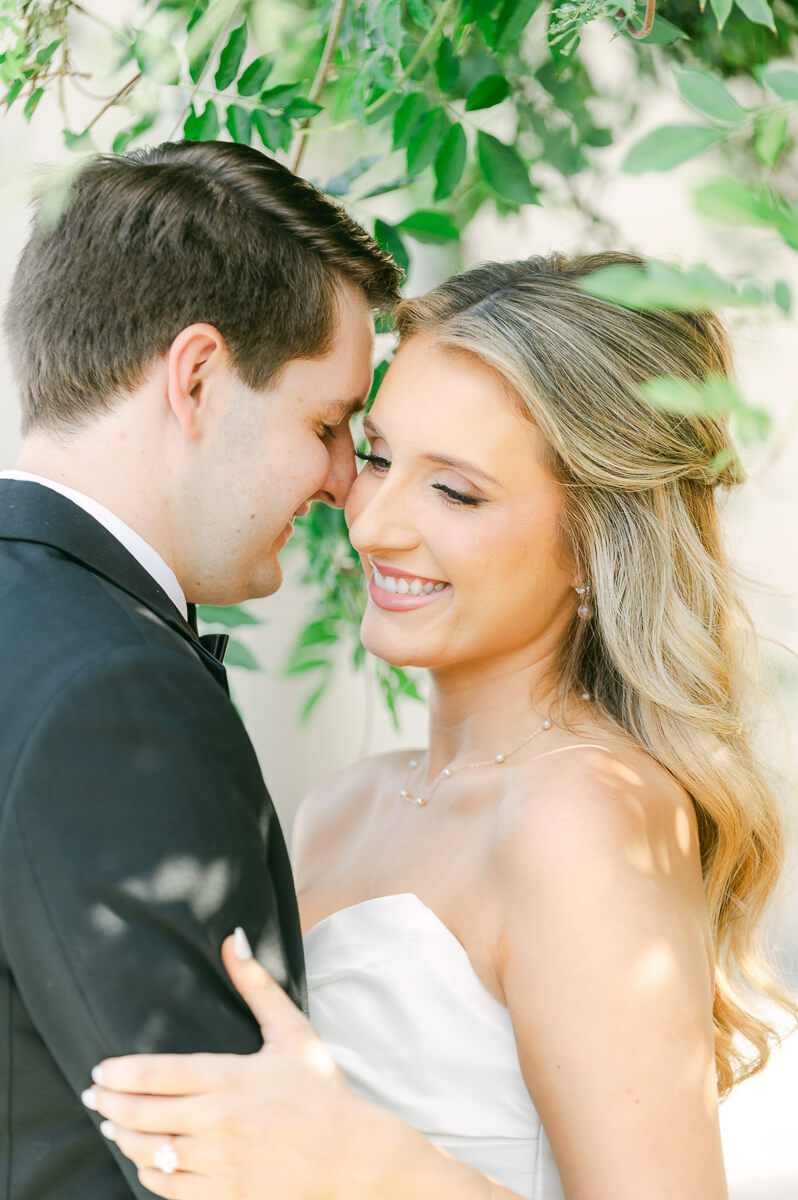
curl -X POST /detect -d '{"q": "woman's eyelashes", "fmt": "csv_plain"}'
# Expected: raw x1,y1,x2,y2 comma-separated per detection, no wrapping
354,449,485,508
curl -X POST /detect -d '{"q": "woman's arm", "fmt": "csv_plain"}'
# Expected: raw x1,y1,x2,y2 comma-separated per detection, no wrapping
493,746,727,1200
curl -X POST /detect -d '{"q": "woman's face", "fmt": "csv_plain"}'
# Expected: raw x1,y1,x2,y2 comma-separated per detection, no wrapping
345,332,579,674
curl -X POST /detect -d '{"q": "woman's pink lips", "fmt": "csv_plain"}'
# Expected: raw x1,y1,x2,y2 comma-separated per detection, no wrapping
367,573,453,612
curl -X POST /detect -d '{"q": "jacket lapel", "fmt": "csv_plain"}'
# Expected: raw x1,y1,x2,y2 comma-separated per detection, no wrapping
0,480,228,690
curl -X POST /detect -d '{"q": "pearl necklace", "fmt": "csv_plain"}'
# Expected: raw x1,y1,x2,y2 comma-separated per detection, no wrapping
399,717,553,807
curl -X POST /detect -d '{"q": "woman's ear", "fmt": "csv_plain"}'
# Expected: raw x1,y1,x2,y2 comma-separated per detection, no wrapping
165,323,229,440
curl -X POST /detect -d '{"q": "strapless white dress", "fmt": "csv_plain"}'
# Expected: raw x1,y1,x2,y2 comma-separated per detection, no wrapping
304,892,565,1199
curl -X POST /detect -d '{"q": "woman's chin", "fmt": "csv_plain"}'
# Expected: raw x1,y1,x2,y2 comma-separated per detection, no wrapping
359,625,437,671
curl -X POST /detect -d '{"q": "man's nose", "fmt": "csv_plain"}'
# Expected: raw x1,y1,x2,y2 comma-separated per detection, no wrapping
313,427,358,509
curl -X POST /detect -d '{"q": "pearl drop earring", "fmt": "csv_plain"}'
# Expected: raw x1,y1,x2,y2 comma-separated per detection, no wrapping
575,582,593,619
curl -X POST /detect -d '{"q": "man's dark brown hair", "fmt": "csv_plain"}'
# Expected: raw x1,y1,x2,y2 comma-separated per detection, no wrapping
4,140,403,434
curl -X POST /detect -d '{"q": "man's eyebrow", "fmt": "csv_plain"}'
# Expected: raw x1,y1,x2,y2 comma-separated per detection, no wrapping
329,396,367,422
362,416,500,488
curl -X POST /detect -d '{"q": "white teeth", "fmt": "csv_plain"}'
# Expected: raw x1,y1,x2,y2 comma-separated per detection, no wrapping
383,576,397,593
396,578,409,594
433,583,446,591
422,582,434,594
409,578,423,596
374,569,385,588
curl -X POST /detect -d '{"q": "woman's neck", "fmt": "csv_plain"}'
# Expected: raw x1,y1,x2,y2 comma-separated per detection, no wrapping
424,645,566,778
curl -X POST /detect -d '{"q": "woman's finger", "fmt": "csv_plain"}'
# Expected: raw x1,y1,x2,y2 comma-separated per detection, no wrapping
134,1164,216,1200
82,1085,209,1136
93,1052,240,1097
220,930,312,1043
100,1123,218,1177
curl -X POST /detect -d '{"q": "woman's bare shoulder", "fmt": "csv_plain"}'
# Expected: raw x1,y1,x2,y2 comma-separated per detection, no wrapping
494,719,701,896
291,749,421,872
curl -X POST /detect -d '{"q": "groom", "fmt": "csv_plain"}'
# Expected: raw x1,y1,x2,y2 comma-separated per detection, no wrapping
0,139,400,1198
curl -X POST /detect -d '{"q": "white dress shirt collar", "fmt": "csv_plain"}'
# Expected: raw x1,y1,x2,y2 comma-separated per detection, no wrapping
0,470,188,620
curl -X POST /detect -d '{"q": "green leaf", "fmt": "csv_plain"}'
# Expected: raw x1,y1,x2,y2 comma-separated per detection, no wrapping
477,131,539,206
406,0,434,28
773,280,792,314
374,219,410,275
733,0,776,30
113,113,157,153
406,107,449,174
225,103,252,144
642,374,745,416
709,0,733,30
23,87,44,121
434,122,467,200
491,0,542,50
259,82,302,111
283,97,323,120
183,100,220,141
756,64,798,101
397,210,461,243
393,92,431,149
187,0,239,82
753,110,787,168
286,658,332,674
578,260,766,311
133,29,180,85
237,54,273,96
197,603,260,628
435,37,460,91
224,639,259,670
215,23,247,90
63,128,95,152
693,179,798,247
35,38,63,68
253,109,292,150
673,66,747,125
324,155,380,197
5,79,24,109
622,125,725,173
300,680,328,723
465,73,511,111
635,14,689,43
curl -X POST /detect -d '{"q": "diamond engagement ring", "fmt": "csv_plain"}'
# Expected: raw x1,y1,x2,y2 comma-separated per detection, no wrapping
153,1142,179,1175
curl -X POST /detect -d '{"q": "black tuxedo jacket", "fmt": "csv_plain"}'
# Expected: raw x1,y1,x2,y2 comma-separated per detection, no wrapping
0,480,306,1198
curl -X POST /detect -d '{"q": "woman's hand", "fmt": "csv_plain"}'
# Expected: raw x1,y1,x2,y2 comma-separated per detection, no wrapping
80,930,394,1199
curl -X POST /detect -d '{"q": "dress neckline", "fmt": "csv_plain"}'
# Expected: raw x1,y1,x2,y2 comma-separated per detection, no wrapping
302,891,508,1012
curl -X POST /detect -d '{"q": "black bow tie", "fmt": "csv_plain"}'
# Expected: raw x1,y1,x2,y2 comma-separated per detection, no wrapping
199,632,229,664
185,604,229,664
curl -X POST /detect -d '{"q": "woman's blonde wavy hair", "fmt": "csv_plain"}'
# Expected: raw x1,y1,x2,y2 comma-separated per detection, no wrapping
394,250,796,1098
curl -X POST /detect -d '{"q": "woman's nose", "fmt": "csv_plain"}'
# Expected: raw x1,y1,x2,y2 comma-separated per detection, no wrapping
347,472,418,556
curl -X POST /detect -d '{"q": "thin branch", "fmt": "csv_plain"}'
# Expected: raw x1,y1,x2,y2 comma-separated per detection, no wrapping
83,70,141,132
289,0,348,174
364,0,458,119
67,1,129,39
623,0,657,39
167,1,243,140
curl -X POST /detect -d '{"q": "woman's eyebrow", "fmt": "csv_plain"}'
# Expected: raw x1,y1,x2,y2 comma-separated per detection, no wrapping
363,417,499,488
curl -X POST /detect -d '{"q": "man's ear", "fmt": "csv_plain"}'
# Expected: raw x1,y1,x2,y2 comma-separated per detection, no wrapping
165,324,229,440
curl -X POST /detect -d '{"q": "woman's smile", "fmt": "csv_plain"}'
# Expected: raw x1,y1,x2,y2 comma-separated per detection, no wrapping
367,557,453,611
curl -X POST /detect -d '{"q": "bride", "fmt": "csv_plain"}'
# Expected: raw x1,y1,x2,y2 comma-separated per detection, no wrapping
83,252,795,1199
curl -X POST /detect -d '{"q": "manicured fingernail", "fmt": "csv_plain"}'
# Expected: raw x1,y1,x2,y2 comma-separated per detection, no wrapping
99,1120,116,1141
81,1087,98,1110
91,1064,104,1086
233,926,252,960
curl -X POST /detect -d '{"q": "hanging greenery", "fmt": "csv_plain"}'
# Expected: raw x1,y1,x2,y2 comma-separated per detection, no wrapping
2,0,796,721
